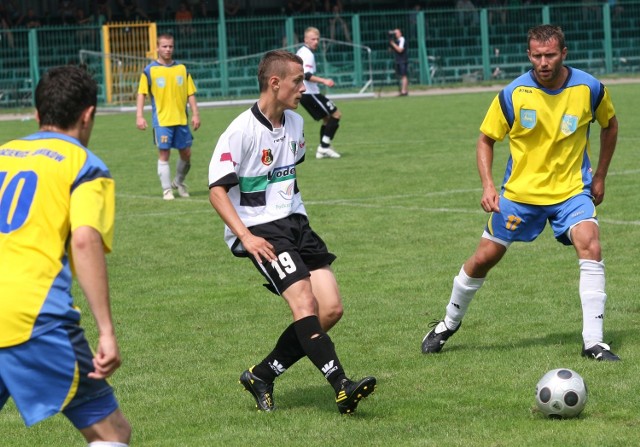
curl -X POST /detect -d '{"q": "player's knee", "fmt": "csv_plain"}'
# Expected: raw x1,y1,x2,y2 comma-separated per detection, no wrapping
111,411,132,443
468,252,500,276
576,241,602,261
571,223,601,258
82,409,131,444
319,304,343,332
325,302,344,324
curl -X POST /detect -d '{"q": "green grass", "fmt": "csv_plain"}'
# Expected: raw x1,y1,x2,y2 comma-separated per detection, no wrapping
1,84,639,446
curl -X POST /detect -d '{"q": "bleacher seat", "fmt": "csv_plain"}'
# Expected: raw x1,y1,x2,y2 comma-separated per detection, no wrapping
0,5,639,106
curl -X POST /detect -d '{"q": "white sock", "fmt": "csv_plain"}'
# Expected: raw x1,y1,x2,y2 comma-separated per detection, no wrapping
88,442,128,447
579,259,606,349
443,266,485,330
175,159,190,185
157,160,171,190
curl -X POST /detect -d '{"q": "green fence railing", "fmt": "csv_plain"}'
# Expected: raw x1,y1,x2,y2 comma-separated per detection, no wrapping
1,2,639,108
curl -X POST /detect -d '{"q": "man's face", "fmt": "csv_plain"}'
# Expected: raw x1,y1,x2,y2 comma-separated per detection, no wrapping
527,37,567,87
276,61,306,110
157,37,174,63
304,32,320,51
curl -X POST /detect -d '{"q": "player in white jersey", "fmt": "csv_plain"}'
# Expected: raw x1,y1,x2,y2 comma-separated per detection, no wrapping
296,27,342,159
208,102,307,251
209,50,376,414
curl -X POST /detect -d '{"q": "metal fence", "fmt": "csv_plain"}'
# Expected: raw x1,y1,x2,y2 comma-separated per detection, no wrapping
1,2,638,108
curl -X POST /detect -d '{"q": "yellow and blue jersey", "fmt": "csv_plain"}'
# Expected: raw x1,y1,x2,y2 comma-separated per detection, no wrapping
137,60,197,127
0,132,115,348
480,66,616,205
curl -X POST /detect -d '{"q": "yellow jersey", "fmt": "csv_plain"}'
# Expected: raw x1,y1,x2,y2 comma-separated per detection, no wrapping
480,67,615,205
0,132,115,347
137,60,197,127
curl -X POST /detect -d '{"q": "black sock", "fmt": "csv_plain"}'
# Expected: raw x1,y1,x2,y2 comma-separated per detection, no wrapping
251,323,305,383
324,117,340,140
294,315,346,393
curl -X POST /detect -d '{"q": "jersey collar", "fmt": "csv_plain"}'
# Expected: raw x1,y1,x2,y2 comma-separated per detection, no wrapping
251,102,285,131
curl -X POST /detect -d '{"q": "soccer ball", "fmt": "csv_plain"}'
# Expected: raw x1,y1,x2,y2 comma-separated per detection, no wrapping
534,368,588,418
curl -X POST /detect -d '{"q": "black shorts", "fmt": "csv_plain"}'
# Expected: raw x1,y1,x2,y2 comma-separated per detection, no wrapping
299,93,338,121
248,214,336,295
395,61,409,77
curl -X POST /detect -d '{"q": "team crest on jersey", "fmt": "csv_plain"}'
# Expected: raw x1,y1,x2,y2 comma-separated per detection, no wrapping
520,109,536,129
262,148,273,166
561,114,578,135
176,75,184,86
157,77,166,88
289,141,298,156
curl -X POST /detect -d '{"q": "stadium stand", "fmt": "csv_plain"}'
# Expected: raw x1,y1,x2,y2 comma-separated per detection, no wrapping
1,1,639,107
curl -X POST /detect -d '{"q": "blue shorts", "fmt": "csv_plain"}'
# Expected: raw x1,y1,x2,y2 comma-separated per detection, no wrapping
0,323,119,428
485,192,597,246
153,125,193,150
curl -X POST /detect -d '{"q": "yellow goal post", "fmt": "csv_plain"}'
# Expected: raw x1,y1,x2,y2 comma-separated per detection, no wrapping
101,22,157,104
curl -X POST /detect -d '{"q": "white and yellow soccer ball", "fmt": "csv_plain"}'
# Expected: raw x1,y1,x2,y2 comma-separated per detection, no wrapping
535,368,588,418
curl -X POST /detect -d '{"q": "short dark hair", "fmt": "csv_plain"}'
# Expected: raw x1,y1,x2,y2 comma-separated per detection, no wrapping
158,32,174,42
527,24,565,51
257,50,303,92
35,65,97,130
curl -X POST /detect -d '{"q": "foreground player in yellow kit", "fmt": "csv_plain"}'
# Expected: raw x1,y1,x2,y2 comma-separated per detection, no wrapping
0,65,131,445
422,25,620,361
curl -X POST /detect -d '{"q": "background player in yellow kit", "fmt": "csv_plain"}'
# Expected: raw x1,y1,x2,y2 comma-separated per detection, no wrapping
137,32,200,200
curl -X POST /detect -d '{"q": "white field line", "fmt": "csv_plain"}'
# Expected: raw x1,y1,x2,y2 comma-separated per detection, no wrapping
608,168,640,176
116,186,640,225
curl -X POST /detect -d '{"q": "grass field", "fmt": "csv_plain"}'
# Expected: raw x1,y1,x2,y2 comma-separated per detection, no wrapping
1,83,639,446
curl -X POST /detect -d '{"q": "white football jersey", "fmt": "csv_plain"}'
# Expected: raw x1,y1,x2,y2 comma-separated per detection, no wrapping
296,45,320,95
209,103,307,252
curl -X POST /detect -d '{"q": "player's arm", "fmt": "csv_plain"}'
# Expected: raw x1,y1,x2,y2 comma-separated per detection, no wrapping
477,132,500,213
188,94,200,131
71,225,121,380
306,71,335,88
135,92,147,130
209,186,277,263
591,115,618,206
389,40,403,53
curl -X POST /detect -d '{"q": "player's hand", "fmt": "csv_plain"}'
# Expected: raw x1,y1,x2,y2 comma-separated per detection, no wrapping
325,79,335,88
241,233,277,264
136,116,147,130
590,176,605,206
480,187,500,213
192,115,201,131
88,333,122,380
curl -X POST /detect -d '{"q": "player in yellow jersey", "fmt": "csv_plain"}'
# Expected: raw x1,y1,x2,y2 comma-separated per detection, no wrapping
0,66,131,445
422,25,620,361
137,32,200,200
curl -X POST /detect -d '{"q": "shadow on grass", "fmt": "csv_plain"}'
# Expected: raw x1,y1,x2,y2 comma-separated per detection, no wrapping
419,326,629,356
